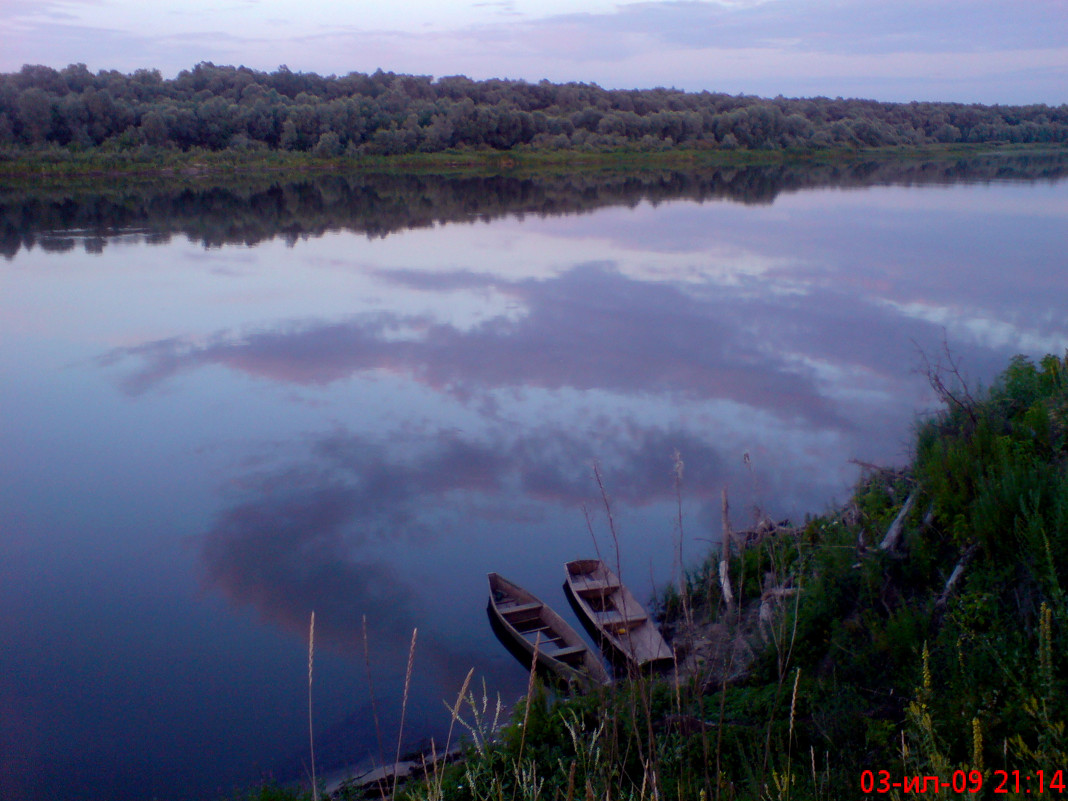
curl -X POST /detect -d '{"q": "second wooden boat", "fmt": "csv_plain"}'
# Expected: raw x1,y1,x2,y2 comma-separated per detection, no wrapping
487,572,610,688
564,559,673,670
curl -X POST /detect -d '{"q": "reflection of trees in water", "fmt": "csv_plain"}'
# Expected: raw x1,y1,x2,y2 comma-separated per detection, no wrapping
3,152,1067,258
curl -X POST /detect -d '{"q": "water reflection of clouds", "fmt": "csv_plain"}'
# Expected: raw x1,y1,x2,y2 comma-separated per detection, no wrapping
197,425,690,651
357,214,796,288
520,191,1068,349
105,262,869,425
99,250,1051,476
198,432,510,684
876,299,1068,356
107,248,1005,649
96,182,1068,684
201,423,729,639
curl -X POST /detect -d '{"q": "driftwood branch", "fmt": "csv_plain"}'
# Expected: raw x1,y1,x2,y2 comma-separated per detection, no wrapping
878,490,917,552
935,543,980,608
762,587,798,600
916,336,978,424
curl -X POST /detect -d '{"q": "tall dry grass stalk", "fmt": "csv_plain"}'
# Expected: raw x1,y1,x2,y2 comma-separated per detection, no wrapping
592,462,621,577
783,667,802,801
672,449,694,631
587,452,662,779
788,668,801,746
308,610,317,801
444,667,475,756
393,627,419,800
759,542,804,792
516,633,541,764
592,464,667,799
419,667,476,801
1039,600,1053,719
361,615,387,771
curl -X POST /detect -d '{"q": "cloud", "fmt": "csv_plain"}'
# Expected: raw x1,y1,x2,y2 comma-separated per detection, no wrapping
471,0,522,17
0,1,104,23
427,1,1068,100
498,0,1068,57
195,421,730,653
2,0,1065,102
1,21,242,74
101,262,853,425
201,479,408,637
101,246,1023,431
196,416,780,619
197,430,521,681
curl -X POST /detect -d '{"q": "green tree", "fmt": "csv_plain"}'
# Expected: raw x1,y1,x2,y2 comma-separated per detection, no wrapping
17,87,53,144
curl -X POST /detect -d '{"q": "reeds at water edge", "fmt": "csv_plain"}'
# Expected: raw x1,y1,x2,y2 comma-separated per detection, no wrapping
392,628,419,800
308,611,317,801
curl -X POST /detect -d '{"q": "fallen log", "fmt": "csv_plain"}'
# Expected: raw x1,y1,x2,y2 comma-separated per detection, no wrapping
878,490,917,552
935,543,980,608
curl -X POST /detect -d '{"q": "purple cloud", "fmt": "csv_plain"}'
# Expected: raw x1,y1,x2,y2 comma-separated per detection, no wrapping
196,422,730,653
2,0,1065,103
100,263,854,427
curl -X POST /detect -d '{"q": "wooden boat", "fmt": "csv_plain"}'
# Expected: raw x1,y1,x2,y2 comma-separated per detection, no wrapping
564,559,673,670
487,572,610,688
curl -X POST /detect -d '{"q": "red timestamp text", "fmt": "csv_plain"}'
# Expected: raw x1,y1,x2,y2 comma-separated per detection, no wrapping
860,768,1066,794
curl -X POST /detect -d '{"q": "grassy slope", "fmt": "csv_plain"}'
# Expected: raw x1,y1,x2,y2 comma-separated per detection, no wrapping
2,142,1063,184
373,353,1067,801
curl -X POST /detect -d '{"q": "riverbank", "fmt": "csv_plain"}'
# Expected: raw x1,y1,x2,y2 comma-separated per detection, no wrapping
2,142,1064,185
236,352,1068,801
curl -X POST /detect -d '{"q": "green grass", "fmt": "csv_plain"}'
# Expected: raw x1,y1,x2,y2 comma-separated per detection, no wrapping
2,141,1063,185
386,352,1068,801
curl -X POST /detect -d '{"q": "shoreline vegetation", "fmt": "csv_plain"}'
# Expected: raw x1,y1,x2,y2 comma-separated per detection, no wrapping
244,351,1068,801
3,142,1068,185
4,150,1068,263
2,62,1067,182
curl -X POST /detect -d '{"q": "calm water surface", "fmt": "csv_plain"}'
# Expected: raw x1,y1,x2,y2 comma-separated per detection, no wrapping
2,162,1067,801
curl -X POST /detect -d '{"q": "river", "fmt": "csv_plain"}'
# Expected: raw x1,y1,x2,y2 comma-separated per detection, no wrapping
2,154,1067,801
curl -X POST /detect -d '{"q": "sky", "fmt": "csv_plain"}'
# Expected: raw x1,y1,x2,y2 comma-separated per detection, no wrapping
2,0,1067,104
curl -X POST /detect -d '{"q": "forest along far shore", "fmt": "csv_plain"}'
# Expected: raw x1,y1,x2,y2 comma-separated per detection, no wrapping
1,62,1067,178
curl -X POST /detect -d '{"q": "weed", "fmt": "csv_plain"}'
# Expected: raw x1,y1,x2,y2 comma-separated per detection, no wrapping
284,352,1068,801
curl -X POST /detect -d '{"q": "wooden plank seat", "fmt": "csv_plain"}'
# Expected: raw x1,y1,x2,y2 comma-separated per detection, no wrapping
548,645,588,662
501,602,542,617
596,611,647,630
516,622,552,636
573,579,620,596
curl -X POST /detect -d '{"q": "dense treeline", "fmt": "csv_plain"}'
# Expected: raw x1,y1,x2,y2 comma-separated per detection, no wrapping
4,152,1066,258
2,62,1068,156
